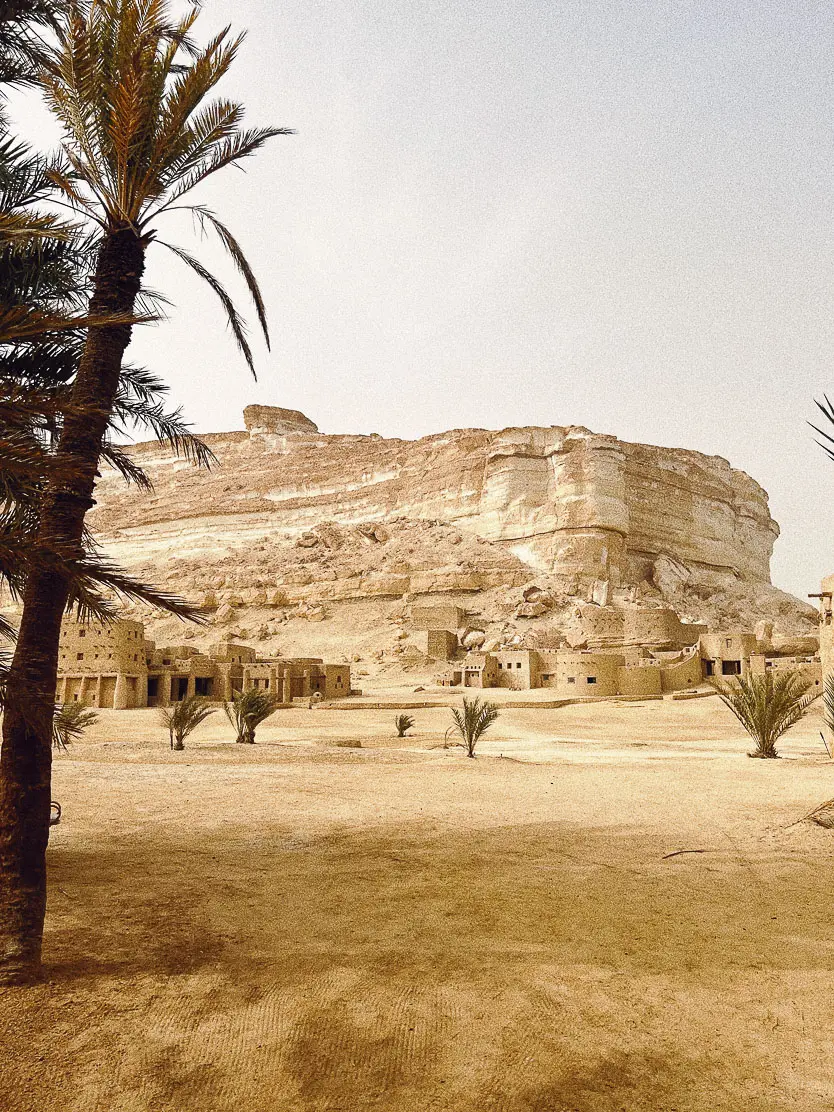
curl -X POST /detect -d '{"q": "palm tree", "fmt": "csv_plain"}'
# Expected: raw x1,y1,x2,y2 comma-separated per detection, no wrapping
158,694,214,751
715,670,817,759
0,0,290,983
448,697,500,758
394,713,414,738
0,138,215,664
223,688,280,745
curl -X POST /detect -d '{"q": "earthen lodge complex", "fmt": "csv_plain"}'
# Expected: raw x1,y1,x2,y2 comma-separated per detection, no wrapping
56,620,351,709
422,605,821,698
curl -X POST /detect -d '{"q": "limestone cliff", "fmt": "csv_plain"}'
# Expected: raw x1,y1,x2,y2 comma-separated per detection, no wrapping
91,409,778,591
70,408,814,661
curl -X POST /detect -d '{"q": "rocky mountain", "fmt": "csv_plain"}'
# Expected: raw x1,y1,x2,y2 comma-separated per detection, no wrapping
68,406,815,662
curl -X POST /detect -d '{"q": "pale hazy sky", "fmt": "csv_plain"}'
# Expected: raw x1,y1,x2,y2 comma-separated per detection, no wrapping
9,0,834,598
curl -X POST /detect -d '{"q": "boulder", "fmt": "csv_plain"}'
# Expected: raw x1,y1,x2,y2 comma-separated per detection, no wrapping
461,629,486,649
590,579,610,607
754,619,774,651
771,633,819,656
652,555,691,596
515,600,550,619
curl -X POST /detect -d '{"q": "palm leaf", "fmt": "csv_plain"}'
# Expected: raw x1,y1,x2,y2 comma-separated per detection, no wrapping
715,670,817,758
159,239,255,373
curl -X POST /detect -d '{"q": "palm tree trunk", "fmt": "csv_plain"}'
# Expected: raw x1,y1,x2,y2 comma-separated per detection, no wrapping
0,226,144,984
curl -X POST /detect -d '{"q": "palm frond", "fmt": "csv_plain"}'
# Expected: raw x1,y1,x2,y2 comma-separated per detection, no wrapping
223,686,280,743
98,439,154,490
53,700,98,750
160,238,254,373
188,204,269,345
810,394,834,462
159,693,214,749
449,696,500,758
715,670,817,758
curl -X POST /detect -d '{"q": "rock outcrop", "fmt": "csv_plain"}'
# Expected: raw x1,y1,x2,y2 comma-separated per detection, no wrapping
242,405,318,436
91,407,778,588
68,406,816,657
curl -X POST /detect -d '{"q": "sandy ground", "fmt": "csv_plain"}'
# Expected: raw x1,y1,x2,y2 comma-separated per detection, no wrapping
3,695,834,1111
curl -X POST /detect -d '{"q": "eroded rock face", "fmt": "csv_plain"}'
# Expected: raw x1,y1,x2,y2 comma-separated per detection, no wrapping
90,416,779,593
243,405,319,436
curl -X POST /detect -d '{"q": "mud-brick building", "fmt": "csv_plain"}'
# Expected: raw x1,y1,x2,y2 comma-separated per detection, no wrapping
144,639,257,705
699,632,759,678
439,652,499,688
438,644,704,697
241,658,350,701
56,620,351,708
57,619,147,709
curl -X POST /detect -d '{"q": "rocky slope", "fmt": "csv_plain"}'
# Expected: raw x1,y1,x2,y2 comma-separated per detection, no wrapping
75,406,815,662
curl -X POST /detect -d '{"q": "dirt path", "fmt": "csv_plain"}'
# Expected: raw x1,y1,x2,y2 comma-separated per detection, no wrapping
3,700,834,1110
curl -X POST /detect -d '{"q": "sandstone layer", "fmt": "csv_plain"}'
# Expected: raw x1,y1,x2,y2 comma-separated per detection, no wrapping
92,411,778,589
70,407,817,664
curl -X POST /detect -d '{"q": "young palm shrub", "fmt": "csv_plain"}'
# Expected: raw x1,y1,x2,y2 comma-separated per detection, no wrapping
223,688,281,744
715,670,817,759
158,695,215,751
820,673,834,758
449,696,500,758
394,713,414,738
52,702,98,751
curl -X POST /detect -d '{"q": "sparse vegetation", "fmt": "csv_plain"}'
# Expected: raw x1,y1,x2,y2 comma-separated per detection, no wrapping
449,697,500,758
715,670,817,759
52,703,98,752
158,696,215,751
821,673,834,758
394,713,414,738
224,688,281,744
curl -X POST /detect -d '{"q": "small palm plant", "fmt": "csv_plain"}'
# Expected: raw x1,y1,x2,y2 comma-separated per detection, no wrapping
223,688,281,744
449,696,500,758
394,713,415,738
158,695,215,751
821,673,834,758
715,670,817,759
52,702,98,751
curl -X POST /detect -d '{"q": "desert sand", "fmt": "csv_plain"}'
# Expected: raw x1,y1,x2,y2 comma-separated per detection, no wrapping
3,694,834,1111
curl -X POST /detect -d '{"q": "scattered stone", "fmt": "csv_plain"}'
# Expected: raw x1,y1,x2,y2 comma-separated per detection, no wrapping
461,629,486,649
590,579,610,607
515,600,550,619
